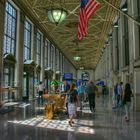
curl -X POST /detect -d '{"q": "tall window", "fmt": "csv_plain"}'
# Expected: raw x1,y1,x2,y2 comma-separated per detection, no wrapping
44,39,49,67
62,56,64,74
47,42,51,67
55,49,59,70
52,46,56,71
124,16,129,66
123,10,129,66
4,2,17,55
51,45,54,69
36,31,42,65
24,20,32,60
115,26,119,70
3,66,14,87
59,52,61,71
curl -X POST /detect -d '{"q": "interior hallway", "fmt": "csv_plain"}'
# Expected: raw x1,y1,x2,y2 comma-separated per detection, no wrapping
0,95,139,140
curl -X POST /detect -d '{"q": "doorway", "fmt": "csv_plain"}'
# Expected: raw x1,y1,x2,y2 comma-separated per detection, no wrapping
23,71,34,100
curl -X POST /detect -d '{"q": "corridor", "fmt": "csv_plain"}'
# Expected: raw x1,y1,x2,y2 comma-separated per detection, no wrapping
0,96,139,140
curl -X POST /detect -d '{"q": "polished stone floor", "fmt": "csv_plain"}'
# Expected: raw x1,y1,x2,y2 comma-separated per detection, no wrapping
0,95,139,140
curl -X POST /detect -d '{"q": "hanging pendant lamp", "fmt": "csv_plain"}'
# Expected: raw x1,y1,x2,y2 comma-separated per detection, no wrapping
48,0,68,25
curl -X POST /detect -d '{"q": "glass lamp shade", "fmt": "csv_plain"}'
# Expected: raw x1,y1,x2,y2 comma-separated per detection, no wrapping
113,22,118,28
121,3,127,12
79,67,84,70
48,8,67,25
73,56,81,61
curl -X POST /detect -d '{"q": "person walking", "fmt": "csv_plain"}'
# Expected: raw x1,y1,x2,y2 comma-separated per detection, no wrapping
64,83,80,126
77,82,85,110
123,83,132,122
112,83,118,108
85,80,97,113
38,81,44,105
117,82,124,107
63,81,70,115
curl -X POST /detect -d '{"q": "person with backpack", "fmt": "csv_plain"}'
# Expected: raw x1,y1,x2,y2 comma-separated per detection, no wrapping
64,83,80,126
85,80,97,113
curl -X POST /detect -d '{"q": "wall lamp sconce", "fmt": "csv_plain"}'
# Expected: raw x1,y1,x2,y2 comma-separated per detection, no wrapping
113,22,118,28
121,3,127,12
109,33,112,38
79,67,84,70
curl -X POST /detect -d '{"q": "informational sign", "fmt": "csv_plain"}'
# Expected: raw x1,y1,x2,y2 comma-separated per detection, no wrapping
64,73,73,79
82,72,89,81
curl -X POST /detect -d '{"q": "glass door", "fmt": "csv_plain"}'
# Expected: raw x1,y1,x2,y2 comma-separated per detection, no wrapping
3,66,14,102
23,72,27,97
23,70,34,100
29,72,34,99
23,72,29,101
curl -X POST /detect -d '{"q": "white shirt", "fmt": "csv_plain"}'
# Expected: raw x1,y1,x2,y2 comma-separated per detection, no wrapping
38,84,44,91
117,85,123,95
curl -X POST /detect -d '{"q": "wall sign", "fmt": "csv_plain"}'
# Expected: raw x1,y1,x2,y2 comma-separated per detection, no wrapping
82,72,89,81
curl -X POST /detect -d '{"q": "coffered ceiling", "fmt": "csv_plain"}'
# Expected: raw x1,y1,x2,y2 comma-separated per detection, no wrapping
14,0,121,70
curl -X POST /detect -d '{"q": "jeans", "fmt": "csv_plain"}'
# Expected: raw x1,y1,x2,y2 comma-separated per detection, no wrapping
38,91,43,105
88,93,95,112
124,102,131,119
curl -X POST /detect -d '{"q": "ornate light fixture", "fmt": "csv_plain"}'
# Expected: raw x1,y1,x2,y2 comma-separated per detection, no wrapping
48,0,68,25
74,56,81,61
113,22,118,28
121,3,127,12
79,67,84,70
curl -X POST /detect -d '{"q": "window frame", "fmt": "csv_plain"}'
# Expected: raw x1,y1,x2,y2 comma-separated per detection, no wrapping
4,1,17,55
36,30,42,65
123,10,129,66
24,19,32,60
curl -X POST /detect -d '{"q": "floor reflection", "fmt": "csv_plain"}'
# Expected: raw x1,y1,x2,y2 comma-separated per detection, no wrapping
8,116,95,134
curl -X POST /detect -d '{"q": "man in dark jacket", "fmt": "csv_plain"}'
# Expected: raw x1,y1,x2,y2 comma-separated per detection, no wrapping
85,80,97,112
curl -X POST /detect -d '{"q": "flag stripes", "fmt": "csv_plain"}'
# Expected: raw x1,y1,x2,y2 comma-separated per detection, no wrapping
77,0,100,41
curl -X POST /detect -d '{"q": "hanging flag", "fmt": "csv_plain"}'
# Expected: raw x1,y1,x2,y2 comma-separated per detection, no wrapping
77,0,100,41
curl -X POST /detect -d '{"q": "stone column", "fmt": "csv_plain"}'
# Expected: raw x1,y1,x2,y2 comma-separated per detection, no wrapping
129,0,139,111
0,0,6,104
16,11,25,101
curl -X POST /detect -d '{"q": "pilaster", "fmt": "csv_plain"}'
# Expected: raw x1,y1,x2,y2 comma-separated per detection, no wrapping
16,11,25,101
0,0,6,103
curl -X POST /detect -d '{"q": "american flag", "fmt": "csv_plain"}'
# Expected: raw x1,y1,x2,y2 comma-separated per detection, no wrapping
77,0,100,41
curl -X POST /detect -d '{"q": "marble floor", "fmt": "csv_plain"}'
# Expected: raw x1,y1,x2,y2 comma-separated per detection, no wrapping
0,95,139,140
